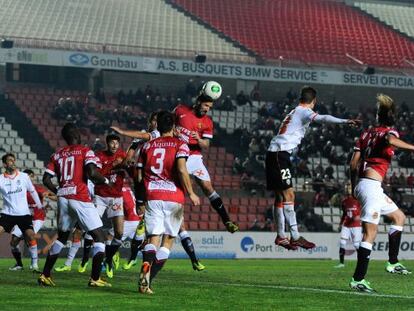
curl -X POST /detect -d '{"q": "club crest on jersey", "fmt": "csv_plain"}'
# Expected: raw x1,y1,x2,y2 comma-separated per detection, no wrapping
372,212,379,219
198,122,203,129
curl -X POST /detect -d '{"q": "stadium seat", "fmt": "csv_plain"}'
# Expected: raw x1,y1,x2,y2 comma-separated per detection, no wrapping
171,0,414,68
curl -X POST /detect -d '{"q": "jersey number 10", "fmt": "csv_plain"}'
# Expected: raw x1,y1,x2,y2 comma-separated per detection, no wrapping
58,156,75,182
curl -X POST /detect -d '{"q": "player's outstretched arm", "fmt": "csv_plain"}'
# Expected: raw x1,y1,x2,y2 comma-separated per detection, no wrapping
110,126,151,140
313,114,361,127
177,158,200,206
349,150,361,198
387,134,414,152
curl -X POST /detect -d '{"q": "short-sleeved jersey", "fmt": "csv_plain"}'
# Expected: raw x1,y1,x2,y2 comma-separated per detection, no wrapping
268,105,317,153
122,186,140,221
174,104,213,155
137,136,190,204
28,184,46,221
129,130,161,164
354,127,399,179
46,144,99,202
340,196,361,228
0,171,39,216
94,149,126,198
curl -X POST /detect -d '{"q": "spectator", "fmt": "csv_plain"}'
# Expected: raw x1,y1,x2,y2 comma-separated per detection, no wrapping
390,172,399,186
407,173,414,188
398,172,407,187
248,138,260,157
232,157,244,174
313,188,329,207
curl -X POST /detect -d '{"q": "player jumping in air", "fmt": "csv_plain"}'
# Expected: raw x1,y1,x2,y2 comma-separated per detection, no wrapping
350,94,412,293
266,86,360,250
112,112,206,271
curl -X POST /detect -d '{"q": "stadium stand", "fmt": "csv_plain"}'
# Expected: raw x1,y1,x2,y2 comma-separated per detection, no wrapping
170,0,414,68
0,0,253,63
354,1,414,39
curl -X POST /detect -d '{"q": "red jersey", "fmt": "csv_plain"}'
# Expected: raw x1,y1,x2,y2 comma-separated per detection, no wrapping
355,127,399,179
94,149,126,198
46,144,99,202
174,104,213,155
27,184,46,221
340,196,361,228
122,186,140,221
138,136,190,204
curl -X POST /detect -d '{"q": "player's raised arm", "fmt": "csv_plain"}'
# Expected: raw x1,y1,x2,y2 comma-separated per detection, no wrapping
111,126,152,140
176,157,200,206
386,134,414,152
313,114,361,127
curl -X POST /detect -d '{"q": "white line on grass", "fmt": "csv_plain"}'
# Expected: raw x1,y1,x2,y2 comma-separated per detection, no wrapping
179,280,414,300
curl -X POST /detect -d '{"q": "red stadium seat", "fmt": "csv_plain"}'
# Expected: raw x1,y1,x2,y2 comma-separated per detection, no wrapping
172,0,414,68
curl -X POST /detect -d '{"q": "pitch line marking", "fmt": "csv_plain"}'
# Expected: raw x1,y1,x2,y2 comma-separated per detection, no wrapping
179,280,414,299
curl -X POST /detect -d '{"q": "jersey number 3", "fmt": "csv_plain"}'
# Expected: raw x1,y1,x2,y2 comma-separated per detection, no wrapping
151,148,166,174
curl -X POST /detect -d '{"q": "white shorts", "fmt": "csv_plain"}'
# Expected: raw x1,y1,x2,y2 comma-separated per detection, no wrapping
355,178,399,225
94,195,124,219
145,200,183,237
340,226,362,244
58,197,103,232
109,220,139,241
12,219,44,238
186,154,211,181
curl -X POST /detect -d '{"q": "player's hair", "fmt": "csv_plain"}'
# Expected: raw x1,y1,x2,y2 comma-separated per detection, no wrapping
61,122,80,144
149,111,158,123
376,94,396,126
23,169,34,176
1,153,15,164
299,86,317,104
157,110,175,134
106,134,120,144
197,93,213,103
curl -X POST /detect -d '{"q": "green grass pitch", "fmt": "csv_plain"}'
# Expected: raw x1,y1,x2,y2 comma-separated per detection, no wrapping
1,258,413,310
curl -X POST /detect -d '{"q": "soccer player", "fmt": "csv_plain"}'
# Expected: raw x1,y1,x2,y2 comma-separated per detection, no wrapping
266,86,360,250
112,112,206,271
334,184,361,268
174,81,238,233
349,94,413,293
108,184,146,270
93,134,127,278
9,169,57,272
137,110,200,294
39,122,112,287
0,154,43,272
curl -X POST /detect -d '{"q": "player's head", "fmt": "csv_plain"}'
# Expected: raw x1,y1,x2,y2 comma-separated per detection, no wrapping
106,134,120,154
2,153,16,173
61,122,81,145
299,86,317,106
23,168,35,181
148,111,158,131
157,110,175,134
376,94,396,126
